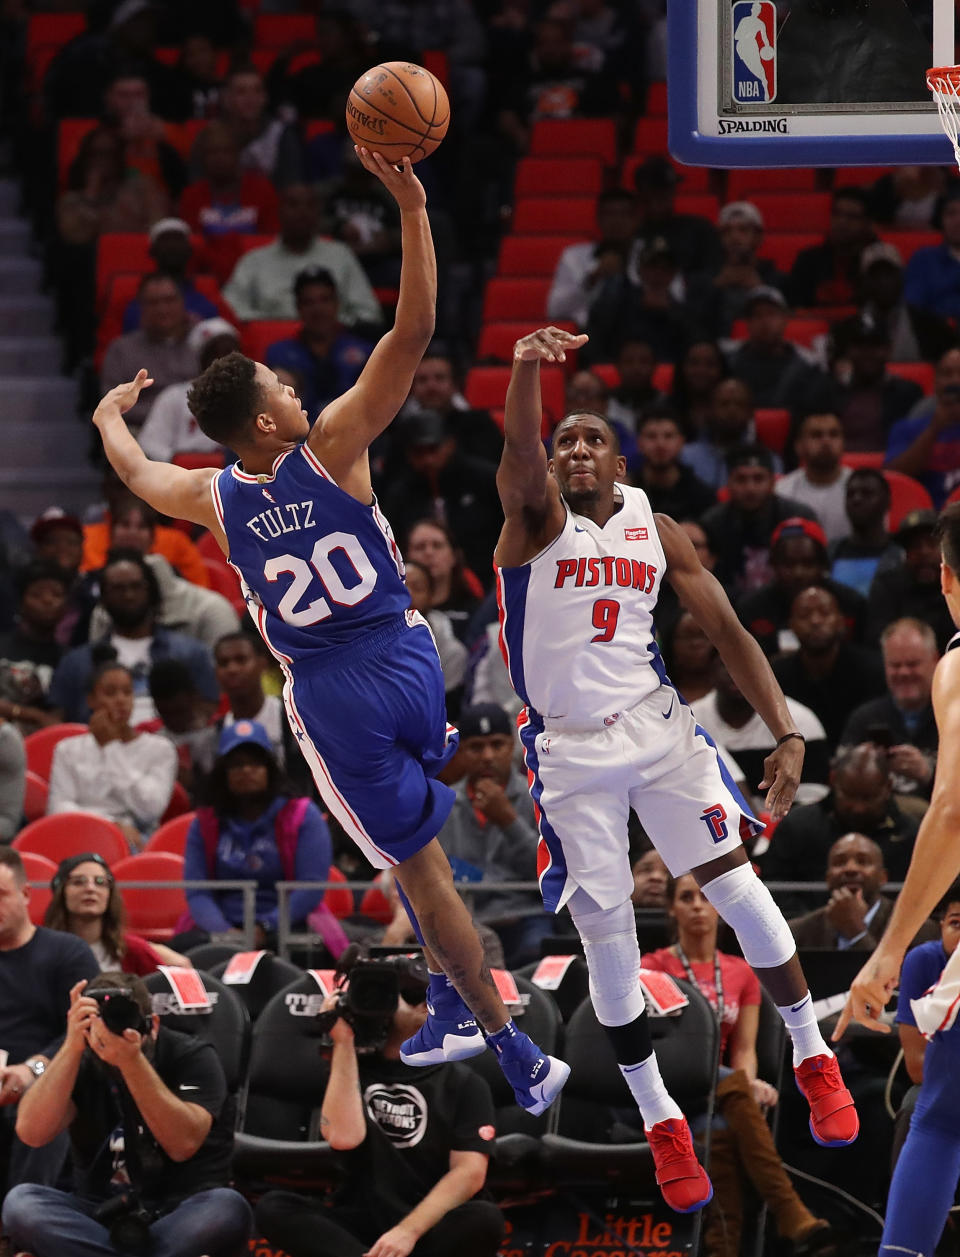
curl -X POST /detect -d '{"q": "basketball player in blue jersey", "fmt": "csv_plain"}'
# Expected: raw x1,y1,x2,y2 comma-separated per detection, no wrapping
494,326,859,1212
90,149,569,1118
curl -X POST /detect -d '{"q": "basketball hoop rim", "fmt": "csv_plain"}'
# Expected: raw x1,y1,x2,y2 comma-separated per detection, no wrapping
927,65,960,89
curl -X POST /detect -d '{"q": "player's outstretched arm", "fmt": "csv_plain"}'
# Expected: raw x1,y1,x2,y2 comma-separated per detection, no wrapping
834,646,960,1039
657,513,803,819
92,371,221,539
494,328,583,565
307,149,434,494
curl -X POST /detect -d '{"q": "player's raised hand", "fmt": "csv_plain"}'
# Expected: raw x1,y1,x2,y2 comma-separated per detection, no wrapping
355,147,426,212
92,369,154,426
757,735,804,822
513,327,589,364
832,946,901,1040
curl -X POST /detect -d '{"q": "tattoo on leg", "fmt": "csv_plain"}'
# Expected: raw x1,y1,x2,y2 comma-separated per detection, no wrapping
418,908,504,1030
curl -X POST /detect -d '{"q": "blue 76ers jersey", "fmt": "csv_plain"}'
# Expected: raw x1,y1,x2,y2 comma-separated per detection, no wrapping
212,445,411,665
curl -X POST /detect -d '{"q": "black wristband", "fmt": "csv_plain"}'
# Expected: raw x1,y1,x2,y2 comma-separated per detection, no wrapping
776,732,805,747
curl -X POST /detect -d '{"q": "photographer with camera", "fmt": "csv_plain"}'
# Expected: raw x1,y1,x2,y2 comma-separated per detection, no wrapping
255,951,504,1257
2,973,252,1257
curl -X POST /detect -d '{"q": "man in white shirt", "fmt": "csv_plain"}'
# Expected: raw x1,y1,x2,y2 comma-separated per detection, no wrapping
775,412,852,543
223,184,382,327
137,319,239,464
546,188,640,329
692,660,830,808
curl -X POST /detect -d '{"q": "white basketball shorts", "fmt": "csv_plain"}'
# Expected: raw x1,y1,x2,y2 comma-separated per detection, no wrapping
518,683,762,913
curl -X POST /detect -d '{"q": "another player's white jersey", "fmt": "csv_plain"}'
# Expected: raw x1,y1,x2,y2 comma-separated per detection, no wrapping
496,484,667,722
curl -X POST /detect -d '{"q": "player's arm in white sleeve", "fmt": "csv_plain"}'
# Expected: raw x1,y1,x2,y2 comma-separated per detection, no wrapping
494,326,585,566
93,371,223,547
306,151,435,504
835,645,960,1038
656,512,804,821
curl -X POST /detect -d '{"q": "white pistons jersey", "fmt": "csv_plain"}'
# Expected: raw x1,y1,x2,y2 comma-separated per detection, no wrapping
495,485,668,722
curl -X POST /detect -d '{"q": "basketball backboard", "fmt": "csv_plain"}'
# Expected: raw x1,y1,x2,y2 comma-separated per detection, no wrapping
667,0,955,167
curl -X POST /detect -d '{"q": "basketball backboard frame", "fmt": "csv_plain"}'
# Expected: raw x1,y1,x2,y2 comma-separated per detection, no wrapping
668,0,956,168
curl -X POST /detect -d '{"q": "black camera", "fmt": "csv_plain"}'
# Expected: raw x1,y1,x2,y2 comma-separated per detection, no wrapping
316,946,429,1052
91,988,150,1037
93,1192,157,1256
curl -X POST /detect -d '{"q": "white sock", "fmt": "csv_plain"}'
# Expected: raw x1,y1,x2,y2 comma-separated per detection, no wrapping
777,993,831,1065
619,1055,684,1128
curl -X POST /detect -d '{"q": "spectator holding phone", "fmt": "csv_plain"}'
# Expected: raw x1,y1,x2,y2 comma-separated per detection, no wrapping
839,618,939,798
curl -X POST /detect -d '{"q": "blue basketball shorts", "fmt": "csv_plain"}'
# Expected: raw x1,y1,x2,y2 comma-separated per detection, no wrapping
282,614,459,868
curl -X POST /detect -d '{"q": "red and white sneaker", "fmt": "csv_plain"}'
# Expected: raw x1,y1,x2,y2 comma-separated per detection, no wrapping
646,1117,713,1213
794,1053,859,1147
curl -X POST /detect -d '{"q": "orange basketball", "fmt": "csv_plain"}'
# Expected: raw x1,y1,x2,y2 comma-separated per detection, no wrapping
346,62,450,163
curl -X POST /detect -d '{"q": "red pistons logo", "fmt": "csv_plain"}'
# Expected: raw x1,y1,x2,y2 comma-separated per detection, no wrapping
555,556,657,591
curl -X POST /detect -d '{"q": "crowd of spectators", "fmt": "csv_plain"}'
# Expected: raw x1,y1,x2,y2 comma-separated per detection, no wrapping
2,0,960,1246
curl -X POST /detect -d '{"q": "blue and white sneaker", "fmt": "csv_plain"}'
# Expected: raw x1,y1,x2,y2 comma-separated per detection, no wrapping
486,1020,571,1116
400,976,486,1065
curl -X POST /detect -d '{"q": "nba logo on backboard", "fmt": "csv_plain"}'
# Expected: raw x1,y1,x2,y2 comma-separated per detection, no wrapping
732,0,776,104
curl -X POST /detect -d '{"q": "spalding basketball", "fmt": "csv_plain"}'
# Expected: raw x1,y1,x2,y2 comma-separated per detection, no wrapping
346,62,450,163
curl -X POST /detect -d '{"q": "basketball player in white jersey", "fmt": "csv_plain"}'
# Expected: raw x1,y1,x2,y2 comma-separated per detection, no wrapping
836,504,960,1038
495,327,859,1213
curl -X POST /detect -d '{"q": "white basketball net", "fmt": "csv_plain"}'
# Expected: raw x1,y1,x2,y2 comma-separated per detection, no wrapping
928,66,960,171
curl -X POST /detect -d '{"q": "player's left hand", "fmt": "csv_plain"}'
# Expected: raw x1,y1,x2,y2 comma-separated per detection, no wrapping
757,737,804,822
364,1223,418,1257
832,945,901,1040
93,369,154,425
355,148,426,213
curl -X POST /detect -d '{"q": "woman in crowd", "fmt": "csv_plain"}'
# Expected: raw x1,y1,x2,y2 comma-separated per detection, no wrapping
44,853,191,975
643,875,836,1257
404,519,482,643
404,559,467,716
179,720,333,947
47,661,178,850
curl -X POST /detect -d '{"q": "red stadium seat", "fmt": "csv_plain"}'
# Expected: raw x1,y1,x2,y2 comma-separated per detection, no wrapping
95,234,150,306
673,193,719,221
160,781,192,824
465,365,567,428
304,119,336,143
253,14,317,47
20,852,57,926
883,470,934,531
13,813,129,867
24,723,88,781
482,277,551,323
512,198,597,236
755,408,791,455
591,363,621,389
727,168,819,198
23,771,49,823
730,316,829,349
842,451,885,469
632,117,669,154
833,166,894,186
652,363,675,393
749,193,833,234
26,12,86,56
887,361,935,394
203,557,244,613
196,530,225,562
498,236,581,277
163,119,208,160
359,883,394,925
477,320,579,368
530,119,618,165
514,158,604,198
113,852,186,941
880,230,941,265
646,81,668,118
172,451,226,472
241,320,299,362
758,233,820,274
421,49,450,91
324,866,354,919
145,813,196,857
945,485,960,508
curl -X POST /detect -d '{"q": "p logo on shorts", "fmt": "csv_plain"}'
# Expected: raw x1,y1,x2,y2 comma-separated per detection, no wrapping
700,803,729,843
732,0,777,104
